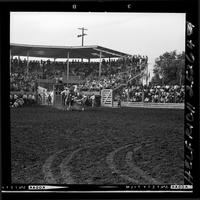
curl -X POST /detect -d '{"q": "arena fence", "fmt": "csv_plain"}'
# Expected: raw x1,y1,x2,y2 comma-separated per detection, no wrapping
116,102,184,109
10,89,184,110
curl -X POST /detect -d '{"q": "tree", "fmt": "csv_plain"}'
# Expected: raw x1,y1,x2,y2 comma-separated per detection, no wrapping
151,51,185,85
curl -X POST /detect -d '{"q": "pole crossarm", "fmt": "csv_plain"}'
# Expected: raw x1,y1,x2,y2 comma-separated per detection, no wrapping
77,27,88,46
77,34,87,37
78,27,88,30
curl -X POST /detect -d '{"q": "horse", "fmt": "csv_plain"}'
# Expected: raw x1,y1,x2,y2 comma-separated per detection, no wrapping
61,88,70,108
73,95,88,111
64,92,73,110
64,93,87,111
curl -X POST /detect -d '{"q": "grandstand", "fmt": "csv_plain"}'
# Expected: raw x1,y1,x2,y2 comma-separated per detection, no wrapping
10,43,131,78
10,43,150,107
10,43,184,109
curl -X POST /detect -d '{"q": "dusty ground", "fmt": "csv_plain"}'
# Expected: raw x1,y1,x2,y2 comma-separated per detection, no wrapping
10,105,184,185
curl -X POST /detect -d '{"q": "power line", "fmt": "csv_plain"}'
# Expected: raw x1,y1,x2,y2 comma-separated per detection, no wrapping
77,27,88,46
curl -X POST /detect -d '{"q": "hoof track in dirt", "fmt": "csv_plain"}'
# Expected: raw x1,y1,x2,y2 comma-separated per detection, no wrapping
43,143,161,184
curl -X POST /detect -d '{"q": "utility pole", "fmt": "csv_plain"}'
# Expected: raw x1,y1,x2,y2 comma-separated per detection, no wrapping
77,27,88,46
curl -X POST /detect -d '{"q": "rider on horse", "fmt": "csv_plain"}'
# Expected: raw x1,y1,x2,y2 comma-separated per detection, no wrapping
61,86,87,111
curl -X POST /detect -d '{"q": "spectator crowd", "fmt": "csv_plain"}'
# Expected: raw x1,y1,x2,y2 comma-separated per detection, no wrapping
10,55,184,107
121,84,185,103
10,93,37,107
10,72,38,92
10,55,147,89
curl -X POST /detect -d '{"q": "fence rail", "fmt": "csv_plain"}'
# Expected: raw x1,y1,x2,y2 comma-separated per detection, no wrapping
114,102,184,109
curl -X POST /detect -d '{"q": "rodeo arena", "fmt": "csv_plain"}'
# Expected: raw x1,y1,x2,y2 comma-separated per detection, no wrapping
10,43,185,185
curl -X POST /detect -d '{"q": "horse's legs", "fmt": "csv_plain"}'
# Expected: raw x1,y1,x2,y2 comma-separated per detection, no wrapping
81,99,85,111
64,99,68,110
67,100,70,111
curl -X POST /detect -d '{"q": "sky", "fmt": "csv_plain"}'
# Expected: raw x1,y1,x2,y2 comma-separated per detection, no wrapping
10,12,186,77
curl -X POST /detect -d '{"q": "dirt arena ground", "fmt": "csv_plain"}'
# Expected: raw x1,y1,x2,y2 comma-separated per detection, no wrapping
10,105,184,185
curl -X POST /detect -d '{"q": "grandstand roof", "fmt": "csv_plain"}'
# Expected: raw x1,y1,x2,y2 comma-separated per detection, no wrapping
10,43,131,59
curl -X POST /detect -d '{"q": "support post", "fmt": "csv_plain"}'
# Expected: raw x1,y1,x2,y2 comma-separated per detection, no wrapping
127,89,130,102
146,62,149,86
158,90,161,103
67,51,70,84
99,51,102,78
18,56,20,65
26,50,29,74
124,56,126,70
142,91,144,103
180,70,182,86
108,57,111,75
10,49,12,75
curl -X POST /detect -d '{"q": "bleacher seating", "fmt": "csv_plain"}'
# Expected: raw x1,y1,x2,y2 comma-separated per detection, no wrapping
9,55,185,105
